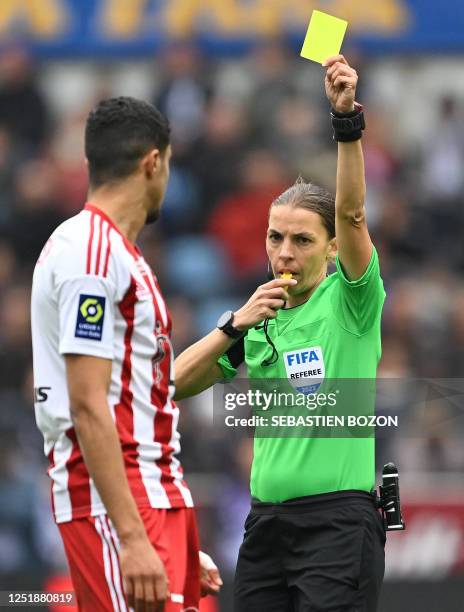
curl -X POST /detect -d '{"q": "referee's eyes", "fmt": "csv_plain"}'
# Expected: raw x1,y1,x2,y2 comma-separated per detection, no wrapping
268,233,281,242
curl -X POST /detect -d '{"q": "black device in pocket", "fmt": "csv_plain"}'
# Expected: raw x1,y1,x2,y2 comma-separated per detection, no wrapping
378,462,406,531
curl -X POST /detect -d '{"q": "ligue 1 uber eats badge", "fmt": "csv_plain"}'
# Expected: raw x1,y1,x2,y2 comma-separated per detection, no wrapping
75,294,106,341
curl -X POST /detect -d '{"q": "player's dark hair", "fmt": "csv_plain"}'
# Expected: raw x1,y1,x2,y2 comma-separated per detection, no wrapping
85,96,170,189
271,177,335,239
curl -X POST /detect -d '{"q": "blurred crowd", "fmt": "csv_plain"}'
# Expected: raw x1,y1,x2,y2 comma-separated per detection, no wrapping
0,40,463,605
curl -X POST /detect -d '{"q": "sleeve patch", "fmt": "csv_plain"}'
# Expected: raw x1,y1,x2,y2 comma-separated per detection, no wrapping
75,294,106,341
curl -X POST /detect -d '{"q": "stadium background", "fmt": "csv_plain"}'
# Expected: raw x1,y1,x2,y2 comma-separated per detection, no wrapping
1,1,464,610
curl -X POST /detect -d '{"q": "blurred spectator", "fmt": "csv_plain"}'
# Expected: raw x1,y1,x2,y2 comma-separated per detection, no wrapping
0,435,41,574
207,149,289,280
396,399,464,474
445,289,464,377
154,42,213,152
0,240,16,290
0,126,18,225
262,94,321,169
363,110,400,230
0,44,50,156
158,163,202,233
188,98,249,222
5,158,65,266
50,112,88,215
378,339,413,378
0,284,32,390
164,235,233,299
247,42,298,143
420,96,464,201
169,295,198,353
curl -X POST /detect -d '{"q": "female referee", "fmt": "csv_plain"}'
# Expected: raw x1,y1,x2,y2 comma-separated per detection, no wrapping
174,55,386,612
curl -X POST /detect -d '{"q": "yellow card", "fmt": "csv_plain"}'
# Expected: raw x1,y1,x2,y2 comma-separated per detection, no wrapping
300,10,348,65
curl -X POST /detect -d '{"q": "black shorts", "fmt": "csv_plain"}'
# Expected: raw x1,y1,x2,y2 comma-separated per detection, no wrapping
234,490,386,612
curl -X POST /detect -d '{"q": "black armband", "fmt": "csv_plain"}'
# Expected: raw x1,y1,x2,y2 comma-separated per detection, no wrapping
225,335,245,368
331,102,365,142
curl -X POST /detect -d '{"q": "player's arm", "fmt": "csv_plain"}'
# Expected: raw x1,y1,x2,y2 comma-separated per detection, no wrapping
65,354,169,611
325,54,372,280
174,278,295,400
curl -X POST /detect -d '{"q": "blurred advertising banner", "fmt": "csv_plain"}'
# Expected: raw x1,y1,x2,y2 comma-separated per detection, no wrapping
386,493,464,579
0,0,463,58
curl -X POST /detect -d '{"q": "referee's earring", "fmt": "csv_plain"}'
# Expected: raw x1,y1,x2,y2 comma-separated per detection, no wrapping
267,261,274,280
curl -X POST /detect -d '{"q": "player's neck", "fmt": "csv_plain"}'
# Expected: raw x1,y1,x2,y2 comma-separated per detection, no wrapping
87,183,147,244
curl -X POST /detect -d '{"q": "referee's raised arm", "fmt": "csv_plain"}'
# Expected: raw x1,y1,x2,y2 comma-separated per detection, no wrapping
324,54,372,281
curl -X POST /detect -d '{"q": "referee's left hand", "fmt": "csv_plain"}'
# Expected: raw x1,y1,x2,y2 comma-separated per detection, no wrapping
323,54,358,114
199,551,223,597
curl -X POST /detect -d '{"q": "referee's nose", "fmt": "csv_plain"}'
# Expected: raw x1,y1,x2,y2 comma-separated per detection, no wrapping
279,237,295,263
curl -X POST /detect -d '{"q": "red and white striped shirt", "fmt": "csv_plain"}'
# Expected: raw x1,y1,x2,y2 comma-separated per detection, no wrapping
31,204,193,523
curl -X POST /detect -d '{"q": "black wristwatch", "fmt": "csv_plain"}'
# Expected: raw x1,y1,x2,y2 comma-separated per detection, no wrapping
217,310,245,340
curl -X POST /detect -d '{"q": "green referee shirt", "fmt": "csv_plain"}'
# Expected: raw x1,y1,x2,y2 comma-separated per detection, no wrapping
218,247,386,502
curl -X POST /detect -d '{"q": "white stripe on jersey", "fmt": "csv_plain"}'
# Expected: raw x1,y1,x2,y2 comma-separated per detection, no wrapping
105,518,130,612
150,276,168,329
101,516,128,612
95,516,122,612
88,212,98,275
50,434,73,523
107,517,120,548
89,214,111,277
96,220,109,276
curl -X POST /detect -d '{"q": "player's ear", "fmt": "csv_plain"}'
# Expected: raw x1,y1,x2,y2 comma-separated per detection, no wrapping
141,148,161,178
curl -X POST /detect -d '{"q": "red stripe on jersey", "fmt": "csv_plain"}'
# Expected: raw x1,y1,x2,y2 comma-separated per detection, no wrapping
115,278,151,507
84,203,140,264
94,216,104,275
103,224,112,278
85,204,122,238
47,448,56,518
65,427,91,519
152,400,178,498
86,213,95,274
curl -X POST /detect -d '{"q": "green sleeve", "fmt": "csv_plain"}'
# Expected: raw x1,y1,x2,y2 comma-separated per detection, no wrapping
217,353,238,380
331,246,386,335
